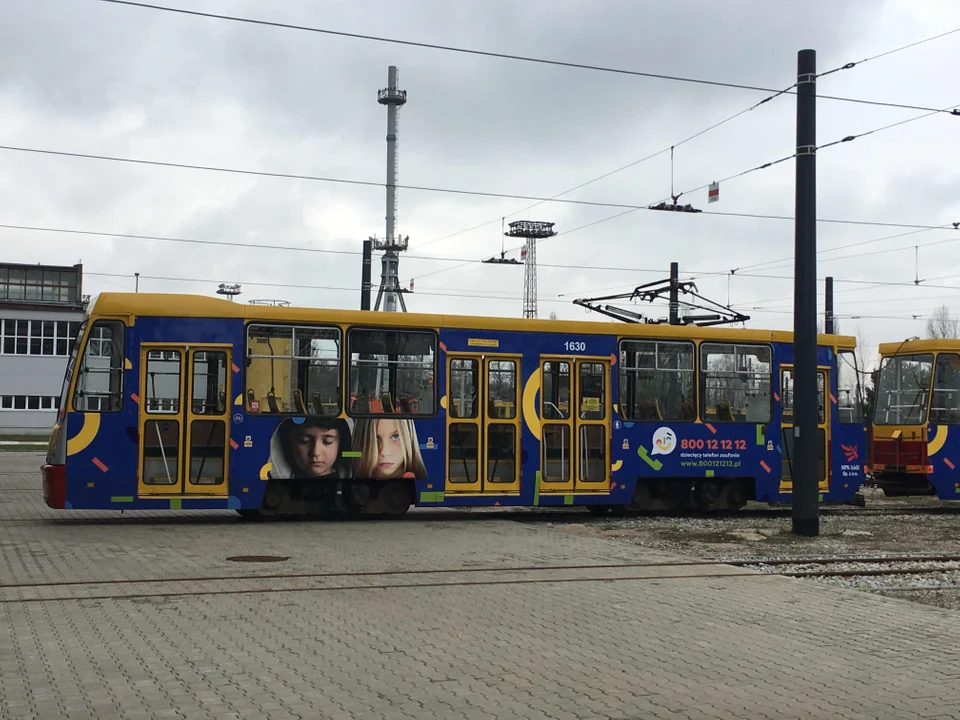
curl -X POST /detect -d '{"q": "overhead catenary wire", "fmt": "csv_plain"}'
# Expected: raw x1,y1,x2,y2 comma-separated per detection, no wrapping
413,104,960,281
740,227,960,275
743,291,960,314
93,0,960,116
86,1,960,260
419,27,960,253
83,269,960,318
418,80,799,251
9,220,959,292
732,224,956,275
0,145,952,233
816,27,960,78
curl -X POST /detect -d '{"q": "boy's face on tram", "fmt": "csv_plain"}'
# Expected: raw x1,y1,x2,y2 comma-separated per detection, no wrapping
293,426,340,477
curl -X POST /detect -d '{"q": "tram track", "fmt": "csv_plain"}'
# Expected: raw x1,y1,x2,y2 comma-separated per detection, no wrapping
3,553,960,605
1,503,958,529
4,552,960,590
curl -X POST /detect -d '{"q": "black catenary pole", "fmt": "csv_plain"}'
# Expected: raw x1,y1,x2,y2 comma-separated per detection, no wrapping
793,49,819,537
361,238,373,311
669,261,679,324
825,276,834,334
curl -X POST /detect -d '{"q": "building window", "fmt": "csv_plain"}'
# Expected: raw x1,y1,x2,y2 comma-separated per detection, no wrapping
347,328,436,416
700,343,772,423
72,320,125,413
245,324,341,415
619,340,696,421
0,265,79,305
0,319,84,356
0,395,59,411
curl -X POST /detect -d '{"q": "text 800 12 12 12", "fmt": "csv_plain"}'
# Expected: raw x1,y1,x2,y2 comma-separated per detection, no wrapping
680,438,747,451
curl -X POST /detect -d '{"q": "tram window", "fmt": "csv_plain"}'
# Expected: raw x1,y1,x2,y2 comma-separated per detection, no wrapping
579,362,605,420
72,320,124,413
931,353,960,425
619,340,695,422
245,324,341,416
142,420,180,486
874,353,933,425
448,424,478,482
542,425,571,481
450,359,479,419
191,351,228,415
541,361,570,420
347,328,436,416
837,350,864,424
700,343,771,423
487,360,517,419
781,368,825,424
145,351,182,414
487,425,517,483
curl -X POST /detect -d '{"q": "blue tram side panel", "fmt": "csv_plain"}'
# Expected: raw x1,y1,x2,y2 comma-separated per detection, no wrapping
60,316,248,510
55,309,866,512
923,422,960,498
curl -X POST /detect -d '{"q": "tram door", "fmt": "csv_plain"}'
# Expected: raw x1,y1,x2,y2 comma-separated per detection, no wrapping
779,365,830,493
137,344,232,497
539,357,611,494
445,354,522,494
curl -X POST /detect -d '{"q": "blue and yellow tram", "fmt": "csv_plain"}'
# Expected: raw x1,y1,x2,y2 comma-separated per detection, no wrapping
871,339,960,499
43,293,866,516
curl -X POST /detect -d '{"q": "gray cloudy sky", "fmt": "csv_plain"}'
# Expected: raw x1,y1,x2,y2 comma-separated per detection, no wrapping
1,0,958,367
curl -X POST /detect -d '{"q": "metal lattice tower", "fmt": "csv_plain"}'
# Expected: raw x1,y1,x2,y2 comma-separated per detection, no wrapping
373,65,409,313
505,220,556,318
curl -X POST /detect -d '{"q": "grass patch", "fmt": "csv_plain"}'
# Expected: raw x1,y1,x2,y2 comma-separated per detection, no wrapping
0,433,49,442
0,444,46,452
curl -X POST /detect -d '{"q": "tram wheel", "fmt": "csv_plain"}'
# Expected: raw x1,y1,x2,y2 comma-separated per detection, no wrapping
236,509,264,521
379,481,412,516
585,505,610,515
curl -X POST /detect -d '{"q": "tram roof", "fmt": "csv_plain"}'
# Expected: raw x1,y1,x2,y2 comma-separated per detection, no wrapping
878,338,960,355
88,292,858,349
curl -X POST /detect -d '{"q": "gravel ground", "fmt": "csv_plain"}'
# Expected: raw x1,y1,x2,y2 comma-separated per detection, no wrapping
543,487,960,610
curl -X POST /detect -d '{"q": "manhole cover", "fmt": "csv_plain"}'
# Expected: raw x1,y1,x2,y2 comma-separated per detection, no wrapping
226,555,290,563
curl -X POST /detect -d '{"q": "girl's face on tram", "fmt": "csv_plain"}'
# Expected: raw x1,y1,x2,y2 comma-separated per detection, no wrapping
373,418,404,479
293,426,340,477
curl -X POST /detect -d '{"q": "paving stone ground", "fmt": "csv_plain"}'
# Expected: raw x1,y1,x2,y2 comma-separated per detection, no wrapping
2,451,960,719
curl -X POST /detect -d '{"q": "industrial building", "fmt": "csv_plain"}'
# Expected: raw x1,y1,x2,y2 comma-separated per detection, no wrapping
0,261,87,433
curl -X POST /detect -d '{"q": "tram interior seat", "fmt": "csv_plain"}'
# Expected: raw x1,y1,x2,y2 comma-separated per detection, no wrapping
266,392,281,413
716,401,735,422
380,392,394,413
293,389,307,414
931,408,960,424
639,399,662,421
674,399,696,421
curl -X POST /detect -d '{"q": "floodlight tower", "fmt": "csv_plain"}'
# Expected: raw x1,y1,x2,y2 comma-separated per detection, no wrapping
506,220,556,319
216,283,241,302
373,65,409,313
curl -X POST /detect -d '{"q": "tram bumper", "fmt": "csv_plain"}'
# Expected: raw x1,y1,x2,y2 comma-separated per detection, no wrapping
42,464,66,509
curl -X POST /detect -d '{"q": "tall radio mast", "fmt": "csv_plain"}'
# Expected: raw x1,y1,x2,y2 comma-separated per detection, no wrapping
373,65,409,312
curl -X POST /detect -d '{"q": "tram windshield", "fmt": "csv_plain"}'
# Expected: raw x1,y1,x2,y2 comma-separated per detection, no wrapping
56,319,87,422
873,352,933,425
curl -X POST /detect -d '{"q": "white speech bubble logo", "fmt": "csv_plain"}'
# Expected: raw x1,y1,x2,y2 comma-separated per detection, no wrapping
651,427,676,456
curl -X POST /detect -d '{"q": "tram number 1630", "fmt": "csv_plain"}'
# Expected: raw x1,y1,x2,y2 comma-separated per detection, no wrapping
564,340,587,352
